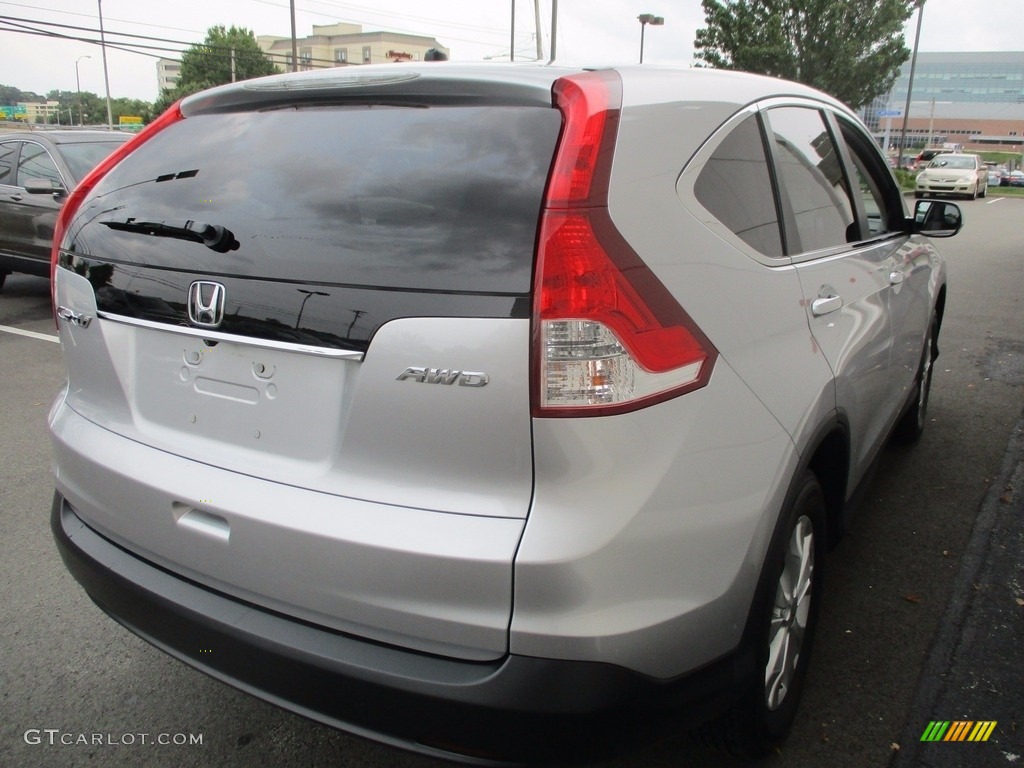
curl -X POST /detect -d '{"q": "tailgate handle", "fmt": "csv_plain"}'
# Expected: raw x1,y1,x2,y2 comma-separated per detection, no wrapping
174,505,231,543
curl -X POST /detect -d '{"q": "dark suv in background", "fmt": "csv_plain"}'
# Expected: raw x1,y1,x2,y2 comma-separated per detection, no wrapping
0,130,129,290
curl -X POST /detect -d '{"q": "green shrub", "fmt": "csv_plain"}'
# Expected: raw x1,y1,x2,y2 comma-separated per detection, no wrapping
893,168,916,190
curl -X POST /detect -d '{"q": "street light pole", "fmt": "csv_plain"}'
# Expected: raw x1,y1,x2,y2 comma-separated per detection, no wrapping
75,55,90,127
637,13,664,64
897,0,925,167
97,0,114,130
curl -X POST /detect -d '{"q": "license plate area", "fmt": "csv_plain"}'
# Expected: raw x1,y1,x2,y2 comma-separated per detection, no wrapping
132,329,350,465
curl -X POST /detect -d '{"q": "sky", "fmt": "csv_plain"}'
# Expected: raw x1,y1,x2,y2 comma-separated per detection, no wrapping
1,0,1022,103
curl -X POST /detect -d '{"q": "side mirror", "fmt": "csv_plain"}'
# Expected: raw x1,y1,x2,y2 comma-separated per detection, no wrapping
909,199,962,238
24,178,66,197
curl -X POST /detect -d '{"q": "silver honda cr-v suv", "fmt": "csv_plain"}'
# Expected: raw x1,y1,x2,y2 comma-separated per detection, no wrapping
49,62,961,763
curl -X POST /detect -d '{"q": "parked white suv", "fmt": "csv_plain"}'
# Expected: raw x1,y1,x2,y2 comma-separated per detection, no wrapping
49,63,961,763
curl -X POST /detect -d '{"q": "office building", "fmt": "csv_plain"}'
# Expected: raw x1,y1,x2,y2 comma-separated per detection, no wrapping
864,51,1024,151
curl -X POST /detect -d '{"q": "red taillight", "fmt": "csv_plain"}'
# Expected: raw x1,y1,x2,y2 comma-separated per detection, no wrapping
51,101,186,324
533,72,716,417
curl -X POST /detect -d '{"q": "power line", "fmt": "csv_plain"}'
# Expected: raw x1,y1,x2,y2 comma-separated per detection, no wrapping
250,0,507,49
0,1,208,37
12,0,510,54
0,15,344,70
294,0,508,35
0,18,172,60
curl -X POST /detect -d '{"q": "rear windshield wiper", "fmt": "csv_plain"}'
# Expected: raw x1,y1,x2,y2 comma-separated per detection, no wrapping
102,217,239,253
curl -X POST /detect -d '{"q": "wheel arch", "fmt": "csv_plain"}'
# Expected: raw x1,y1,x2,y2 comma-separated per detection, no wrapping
933,284,947,359
804,420,850,550
734,414,849,665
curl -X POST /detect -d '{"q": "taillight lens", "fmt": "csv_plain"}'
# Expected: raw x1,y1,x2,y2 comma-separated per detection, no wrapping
533,72,716,417
51,101,185,323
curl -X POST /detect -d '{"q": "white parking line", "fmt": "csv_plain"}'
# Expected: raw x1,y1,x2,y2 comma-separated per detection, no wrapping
0,324,60,343
985,197,1004,205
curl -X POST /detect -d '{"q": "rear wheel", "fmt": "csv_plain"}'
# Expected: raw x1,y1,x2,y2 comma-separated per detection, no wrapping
702,471,825,757
893,315,937,443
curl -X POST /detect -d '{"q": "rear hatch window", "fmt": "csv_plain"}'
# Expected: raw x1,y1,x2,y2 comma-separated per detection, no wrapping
67,104,561,351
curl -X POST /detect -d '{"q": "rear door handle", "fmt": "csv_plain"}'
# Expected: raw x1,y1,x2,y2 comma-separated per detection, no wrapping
811,295,843,316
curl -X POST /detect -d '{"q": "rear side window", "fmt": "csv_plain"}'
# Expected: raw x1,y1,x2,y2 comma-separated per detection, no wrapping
764,106,855,254
694,115,783,258
89,105,561,294
59,141,127,182
17,143,63,187
0,142,15,185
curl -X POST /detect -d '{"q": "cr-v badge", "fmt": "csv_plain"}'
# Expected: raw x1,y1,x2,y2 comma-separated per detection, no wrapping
396,367,489,388
187,281,226,328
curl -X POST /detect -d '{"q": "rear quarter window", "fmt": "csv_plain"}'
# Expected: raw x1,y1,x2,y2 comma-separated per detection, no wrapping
694,114,783,258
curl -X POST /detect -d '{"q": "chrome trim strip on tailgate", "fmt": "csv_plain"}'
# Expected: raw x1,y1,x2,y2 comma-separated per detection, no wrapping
96,311,365,360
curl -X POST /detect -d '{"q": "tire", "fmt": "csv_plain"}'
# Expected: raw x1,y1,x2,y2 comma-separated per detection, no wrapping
701,471,826,758
914,191,923,199
980,183,987,199
893,314,937,444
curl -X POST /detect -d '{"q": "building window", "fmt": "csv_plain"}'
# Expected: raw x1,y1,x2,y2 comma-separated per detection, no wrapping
363,46,371,63
335,48,347,63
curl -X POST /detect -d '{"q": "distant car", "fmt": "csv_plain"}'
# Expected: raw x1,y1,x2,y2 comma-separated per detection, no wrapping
912,148,954,170
987,168,1003,187
914,153,988,200
0,130,131,290
1009,170,1024,187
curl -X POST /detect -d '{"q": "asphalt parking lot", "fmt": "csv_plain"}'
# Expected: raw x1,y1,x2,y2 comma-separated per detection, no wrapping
1,196,1021,768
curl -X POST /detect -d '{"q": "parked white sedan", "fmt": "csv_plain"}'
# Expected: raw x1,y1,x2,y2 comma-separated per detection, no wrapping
915,153,989,199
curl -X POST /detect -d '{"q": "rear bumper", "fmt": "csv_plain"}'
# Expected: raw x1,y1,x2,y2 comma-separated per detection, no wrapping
53,491,750,765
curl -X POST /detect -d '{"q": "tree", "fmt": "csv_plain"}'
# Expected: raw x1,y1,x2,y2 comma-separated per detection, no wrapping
694,0,916,109
154,25,277,113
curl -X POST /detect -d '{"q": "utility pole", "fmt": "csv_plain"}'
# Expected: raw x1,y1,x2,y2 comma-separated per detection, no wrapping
533,0,543,60
549,0,558,62
97,0,114,130
289,0,298,72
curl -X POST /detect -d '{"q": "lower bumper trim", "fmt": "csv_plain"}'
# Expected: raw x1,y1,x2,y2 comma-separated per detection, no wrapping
52,491,746,764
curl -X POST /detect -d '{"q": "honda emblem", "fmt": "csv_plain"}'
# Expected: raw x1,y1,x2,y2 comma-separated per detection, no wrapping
187,281,226,328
